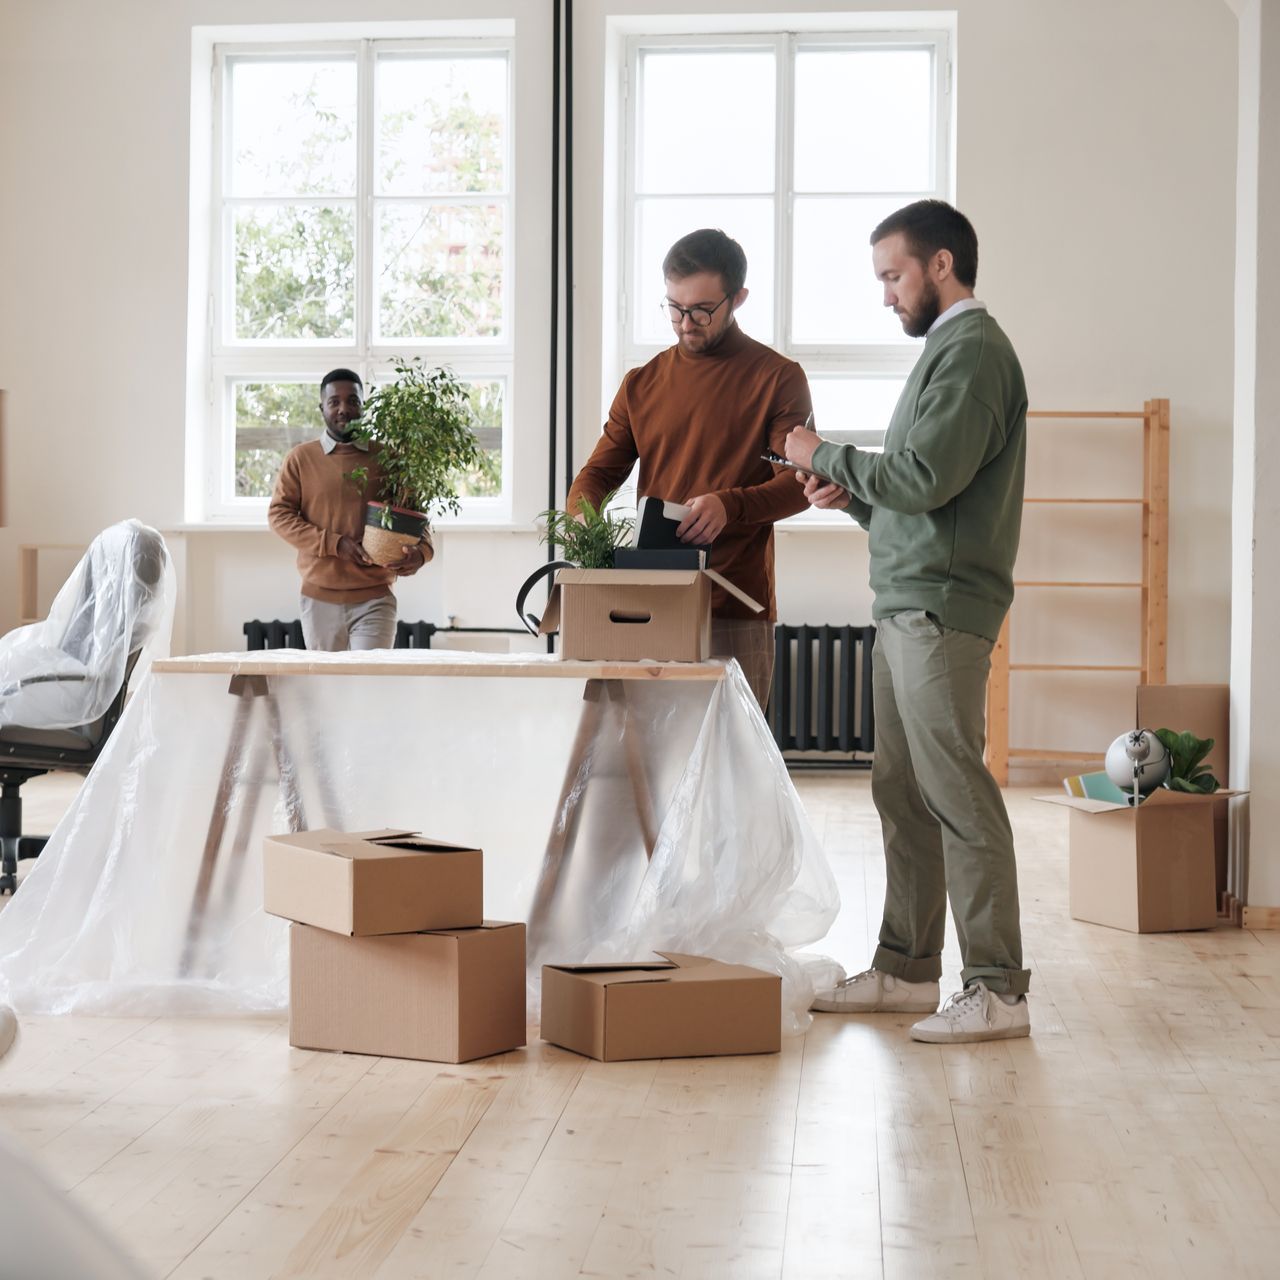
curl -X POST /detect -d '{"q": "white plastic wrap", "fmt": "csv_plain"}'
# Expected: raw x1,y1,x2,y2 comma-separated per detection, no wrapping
0,650,840,1032
0,520,173,730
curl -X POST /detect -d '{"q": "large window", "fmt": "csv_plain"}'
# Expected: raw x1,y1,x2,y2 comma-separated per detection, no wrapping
624,31,951,456
203,38,512,520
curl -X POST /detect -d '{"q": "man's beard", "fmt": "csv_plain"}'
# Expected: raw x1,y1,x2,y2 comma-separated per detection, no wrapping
681,318,734,354
900,278,942,338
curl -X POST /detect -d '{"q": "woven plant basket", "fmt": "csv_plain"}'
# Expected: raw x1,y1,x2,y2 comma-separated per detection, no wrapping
363,502,428,566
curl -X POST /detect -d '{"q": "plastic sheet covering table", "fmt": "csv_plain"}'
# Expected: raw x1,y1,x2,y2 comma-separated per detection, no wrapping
0,650,840,1031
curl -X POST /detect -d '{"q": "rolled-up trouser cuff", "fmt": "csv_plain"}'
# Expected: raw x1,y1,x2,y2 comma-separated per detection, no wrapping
962,965,1031,996
873,945,943,984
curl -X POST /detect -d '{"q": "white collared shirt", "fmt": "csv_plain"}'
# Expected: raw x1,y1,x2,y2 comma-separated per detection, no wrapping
320,432,370,454
927,296,987,336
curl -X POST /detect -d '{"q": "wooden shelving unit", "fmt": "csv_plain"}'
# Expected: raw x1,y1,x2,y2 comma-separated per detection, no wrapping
985,399,1170,785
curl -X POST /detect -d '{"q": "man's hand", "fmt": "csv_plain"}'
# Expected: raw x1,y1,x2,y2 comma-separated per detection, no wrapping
784,425,823,472
799,470,852,511
677,493,728,544
336,534,376,566
393,543,427,576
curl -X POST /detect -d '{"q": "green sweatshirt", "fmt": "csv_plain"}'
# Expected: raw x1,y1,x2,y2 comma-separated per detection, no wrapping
812,308,1027,642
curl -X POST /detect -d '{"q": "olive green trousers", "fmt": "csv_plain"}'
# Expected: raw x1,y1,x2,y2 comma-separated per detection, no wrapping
869,610,1030,995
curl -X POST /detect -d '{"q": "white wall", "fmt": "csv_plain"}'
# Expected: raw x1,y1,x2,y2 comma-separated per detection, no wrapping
0,2,1239,750
1229,0,1280,906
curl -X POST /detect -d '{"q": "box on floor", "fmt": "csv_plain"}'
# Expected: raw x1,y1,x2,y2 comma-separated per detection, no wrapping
541,953,781,1061
290,921,527,1063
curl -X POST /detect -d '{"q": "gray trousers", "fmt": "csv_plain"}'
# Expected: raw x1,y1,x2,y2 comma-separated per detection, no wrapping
870,610,1029,995
300,594,398,651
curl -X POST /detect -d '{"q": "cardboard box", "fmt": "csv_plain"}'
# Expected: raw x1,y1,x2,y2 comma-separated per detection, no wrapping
538,568,761,662
264,828,483,936
1137,683,1231,899
1037,790,1223,932
540,953,781,1061
290,921,527,1062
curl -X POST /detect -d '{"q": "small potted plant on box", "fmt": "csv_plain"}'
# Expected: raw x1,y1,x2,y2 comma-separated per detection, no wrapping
347,357,487,566
537,493,634,568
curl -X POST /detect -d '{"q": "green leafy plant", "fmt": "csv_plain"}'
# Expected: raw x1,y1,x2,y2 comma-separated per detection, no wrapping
537,493,633,569
347,358,486,524
1154,728,1221,794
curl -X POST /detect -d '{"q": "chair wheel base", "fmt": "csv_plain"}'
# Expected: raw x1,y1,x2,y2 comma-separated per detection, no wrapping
0,874,16,896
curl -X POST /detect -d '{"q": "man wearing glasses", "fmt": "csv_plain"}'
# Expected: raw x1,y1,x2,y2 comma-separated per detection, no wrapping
565,228,812,706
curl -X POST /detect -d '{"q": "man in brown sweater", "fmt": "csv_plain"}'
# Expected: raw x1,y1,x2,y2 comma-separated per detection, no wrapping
268,369,432,650
567,229,811,705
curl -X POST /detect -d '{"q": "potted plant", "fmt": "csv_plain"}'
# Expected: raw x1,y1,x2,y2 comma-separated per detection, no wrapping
347,357,488,566
537,493,634,568
1154,728,1222,794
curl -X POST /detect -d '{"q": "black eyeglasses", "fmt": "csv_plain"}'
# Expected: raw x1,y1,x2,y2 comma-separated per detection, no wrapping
660,293,732,327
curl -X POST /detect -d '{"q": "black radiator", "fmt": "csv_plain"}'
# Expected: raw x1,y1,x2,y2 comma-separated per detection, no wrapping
243,619,305,650
769,624,876,768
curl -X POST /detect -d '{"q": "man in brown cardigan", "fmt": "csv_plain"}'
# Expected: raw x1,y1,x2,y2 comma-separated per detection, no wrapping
567,229,811,705
268,369,432,650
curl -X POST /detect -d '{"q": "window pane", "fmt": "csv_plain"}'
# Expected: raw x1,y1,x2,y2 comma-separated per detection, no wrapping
228,58,356,197
794,48,933,193
808,376,907,447
377,53,508,195
458,380,504,498
638,50,775,194
233,381,321,498
792,197,909,345
635,197,774,345
375,204,504,340
234,205,355,341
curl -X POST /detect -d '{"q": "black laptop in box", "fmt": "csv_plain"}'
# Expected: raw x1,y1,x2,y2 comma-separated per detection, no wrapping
612,497,710,570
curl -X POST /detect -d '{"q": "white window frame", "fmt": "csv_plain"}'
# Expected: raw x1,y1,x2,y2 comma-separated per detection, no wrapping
619,28,952,510
200,35,515,524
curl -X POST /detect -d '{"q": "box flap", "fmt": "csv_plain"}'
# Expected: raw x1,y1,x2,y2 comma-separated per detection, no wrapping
318,833,475,861
544,961,676,987
538,580,562,636
1037,788,1242,816
557,568,703,587
266,827,415,853
701,569,764,615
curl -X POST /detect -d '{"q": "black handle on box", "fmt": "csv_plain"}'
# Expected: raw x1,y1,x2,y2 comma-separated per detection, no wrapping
515,560,575,636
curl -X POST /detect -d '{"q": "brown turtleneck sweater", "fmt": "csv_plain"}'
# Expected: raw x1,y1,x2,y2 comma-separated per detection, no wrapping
269,439,434,604
566,324,812,620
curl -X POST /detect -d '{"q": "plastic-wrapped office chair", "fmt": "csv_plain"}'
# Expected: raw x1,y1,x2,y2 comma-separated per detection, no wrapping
0,520,174,894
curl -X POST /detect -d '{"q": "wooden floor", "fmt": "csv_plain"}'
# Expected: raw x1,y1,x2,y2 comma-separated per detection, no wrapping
4,774,1280,1279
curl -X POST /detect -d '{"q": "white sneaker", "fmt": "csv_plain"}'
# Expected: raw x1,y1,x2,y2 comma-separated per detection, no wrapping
0,1005,17,1061
811,968,940,1014
909,982,1029,1044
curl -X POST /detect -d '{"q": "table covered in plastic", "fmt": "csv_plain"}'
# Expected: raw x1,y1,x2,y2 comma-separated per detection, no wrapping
0,650,840,1031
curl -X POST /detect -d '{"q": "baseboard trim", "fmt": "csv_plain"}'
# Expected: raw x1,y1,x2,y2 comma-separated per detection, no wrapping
1241,904,1280,929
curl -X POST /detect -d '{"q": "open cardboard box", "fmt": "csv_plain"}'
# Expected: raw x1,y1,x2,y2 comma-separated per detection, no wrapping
1137,684,1231,902
1040,684,1237,932
1036,786,1242,933
290,921,527,1063
540,953,781,1061
538,568,762,662
264,828,483,936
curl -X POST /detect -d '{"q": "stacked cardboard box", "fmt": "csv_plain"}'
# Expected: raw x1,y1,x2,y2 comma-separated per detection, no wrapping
265,828,527,1063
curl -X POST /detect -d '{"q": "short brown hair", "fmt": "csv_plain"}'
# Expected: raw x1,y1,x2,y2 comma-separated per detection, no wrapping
871,200,978,288
662,228,748,295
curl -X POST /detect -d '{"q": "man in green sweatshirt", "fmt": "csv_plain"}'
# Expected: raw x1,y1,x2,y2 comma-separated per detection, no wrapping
784,200,1030,1044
